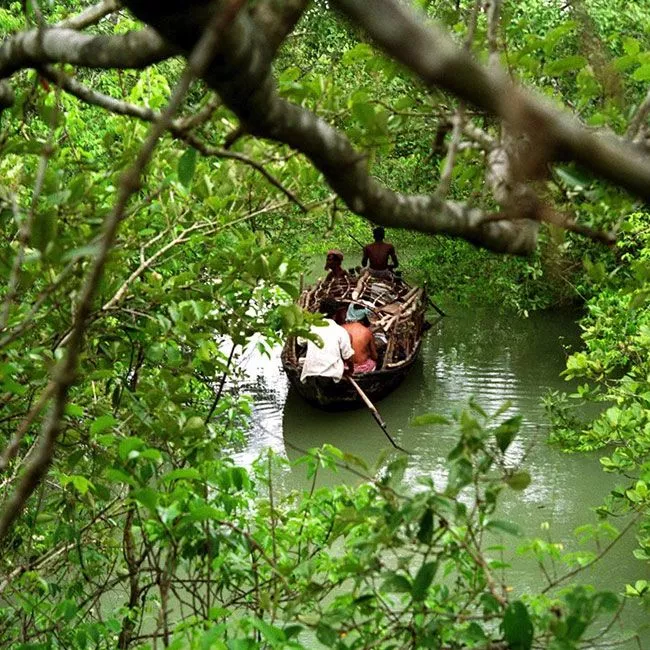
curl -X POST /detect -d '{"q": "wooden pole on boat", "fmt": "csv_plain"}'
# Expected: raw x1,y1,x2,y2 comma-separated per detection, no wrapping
422,283,446,317
347,376,410,454
346,231,365,249
427,296,446,318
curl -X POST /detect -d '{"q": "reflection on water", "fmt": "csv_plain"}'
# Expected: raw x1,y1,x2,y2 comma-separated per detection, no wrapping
231,306,649,643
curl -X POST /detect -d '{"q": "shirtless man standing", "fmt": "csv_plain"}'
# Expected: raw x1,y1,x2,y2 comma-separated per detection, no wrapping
361,227,398,278
343,309,378,374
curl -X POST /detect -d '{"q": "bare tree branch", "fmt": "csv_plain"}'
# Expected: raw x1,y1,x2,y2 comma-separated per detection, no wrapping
331,0,650,201
0,27,176,79
250,0,310,56
58,0,122,30
175,93,221,130
463,121,497,151
124,0,539,254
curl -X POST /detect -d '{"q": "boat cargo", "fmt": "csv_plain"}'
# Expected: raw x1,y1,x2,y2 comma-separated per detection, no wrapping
281,272,428,410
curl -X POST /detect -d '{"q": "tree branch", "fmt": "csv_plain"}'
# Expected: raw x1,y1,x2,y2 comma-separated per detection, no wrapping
57,0,122,30
435,110,464,199
0,27,176,80
627,87,650,142
123,0,539,254
39,65,306,210
331,0,650,201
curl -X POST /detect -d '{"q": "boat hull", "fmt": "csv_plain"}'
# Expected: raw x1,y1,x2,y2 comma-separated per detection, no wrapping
281,341,421,411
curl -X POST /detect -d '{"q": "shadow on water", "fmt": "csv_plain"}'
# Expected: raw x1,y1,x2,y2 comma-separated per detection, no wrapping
233,305,649,645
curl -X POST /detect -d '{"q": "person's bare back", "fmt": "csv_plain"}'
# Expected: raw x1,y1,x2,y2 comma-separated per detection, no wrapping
362,241,397,270
361,226,398,271
342,322,377,365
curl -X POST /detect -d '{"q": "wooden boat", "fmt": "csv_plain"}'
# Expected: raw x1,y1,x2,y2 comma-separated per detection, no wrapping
281,272,428,410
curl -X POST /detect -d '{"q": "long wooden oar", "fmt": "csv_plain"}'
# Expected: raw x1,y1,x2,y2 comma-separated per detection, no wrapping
347,376,410,454
346,231,365,249
427,296,446,318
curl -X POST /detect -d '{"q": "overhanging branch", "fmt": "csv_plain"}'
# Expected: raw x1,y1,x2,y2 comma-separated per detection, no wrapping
0,27,176,79
57,0,122,30
123,0,539,254
331,0,650,201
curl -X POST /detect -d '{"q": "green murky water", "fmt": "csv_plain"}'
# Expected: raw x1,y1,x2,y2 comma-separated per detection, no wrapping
235,304,650,646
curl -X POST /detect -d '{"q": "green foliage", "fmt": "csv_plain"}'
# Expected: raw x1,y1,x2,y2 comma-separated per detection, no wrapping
2,0,650,647
546,211,650,595
0,399,632,648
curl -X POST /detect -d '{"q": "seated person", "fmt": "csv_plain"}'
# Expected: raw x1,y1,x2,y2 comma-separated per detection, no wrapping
324,249,348,281
343,304,378,374
299,298,354,383
361,227,398,279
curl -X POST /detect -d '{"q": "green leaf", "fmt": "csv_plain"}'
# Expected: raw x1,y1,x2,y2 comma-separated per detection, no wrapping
118,437,145,462
90,414,117,436
61,242,101,262
178,147,198,187
104,468,138,487
31,212,57,253
381,573,412,594
352,101,375,127
593,591,619,612
503,601,533,650
198,625,226,650
494,415,522,453
445,457,473,495
38,103,62,127
251,618,286,644
486,519,523,536
544,55,587,76
132,487,158,512
411,412,452,426
2,138,46,155
417,508,434,544
188,504,220,521
623,38,640,56
633,64,650,82
555,166,591,190
60,474,93,495
506,471,531,491
316,622,337,646
412,562,438,601
65,403,84,417
183,416,206,435
71,475,92,495
469,397,487,417
629,291,650,309
163,468,201,482
381,455,408,486
342,43,374,65
284,625,303,639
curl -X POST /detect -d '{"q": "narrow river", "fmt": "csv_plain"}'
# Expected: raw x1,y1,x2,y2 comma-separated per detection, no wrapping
232,305,649,646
